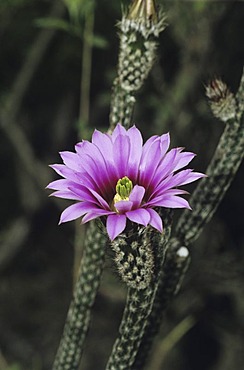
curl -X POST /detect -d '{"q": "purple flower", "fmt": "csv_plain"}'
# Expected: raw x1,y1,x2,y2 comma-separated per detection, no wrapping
47,124,204,240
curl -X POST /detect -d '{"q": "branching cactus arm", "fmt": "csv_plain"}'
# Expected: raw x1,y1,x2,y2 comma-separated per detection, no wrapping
176,74,244,245
52,221,107,370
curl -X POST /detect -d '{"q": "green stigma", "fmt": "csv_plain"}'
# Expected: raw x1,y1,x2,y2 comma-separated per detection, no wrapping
113,176,133,205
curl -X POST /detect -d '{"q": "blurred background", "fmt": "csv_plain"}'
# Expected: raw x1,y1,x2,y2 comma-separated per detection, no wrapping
0,0,244,369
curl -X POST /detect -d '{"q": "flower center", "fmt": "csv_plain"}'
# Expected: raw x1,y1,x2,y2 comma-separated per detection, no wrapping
113,176,133,205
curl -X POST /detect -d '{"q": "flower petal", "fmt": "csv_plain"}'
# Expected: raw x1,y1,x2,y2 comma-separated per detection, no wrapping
106,214,127,240
148,195,191,209
46,179,77,191
150,148,179,189
59,151,82,171
67,184,97,203
49,164,82,182
111,124,127,142
147,188,188,203
129,185,145,209
160,133,170,156
115,200,133,213
126,208,150,226
179,171,206,186
147,208,163,232
75,152,111,196
127,126,143,180
151,170,205,199
92,129,113,159
51,160,97,191
82,209,114,224
139,139,162,186
113,134,130,177
50,190,82,201
88,187,111,210
76,140,117,191
141,135,158,157
161,169,205,190
173,151,196,172
59,202,97,224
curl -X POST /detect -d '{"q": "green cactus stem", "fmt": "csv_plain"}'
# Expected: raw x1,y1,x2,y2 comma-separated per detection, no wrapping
52,221,107,370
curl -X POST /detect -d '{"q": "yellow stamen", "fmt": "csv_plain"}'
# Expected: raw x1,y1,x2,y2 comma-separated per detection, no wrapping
112,176,133,212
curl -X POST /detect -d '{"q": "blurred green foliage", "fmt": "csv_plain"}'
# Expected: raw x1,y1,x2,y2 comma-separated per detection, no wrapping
5,365,22,370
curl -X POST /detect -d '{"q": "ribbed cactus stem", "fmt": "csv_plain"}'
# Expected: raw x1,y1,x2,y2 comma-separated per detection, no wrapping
105,285,156,370
236,68,244,112
111,230,155,290
132,239,190,370
176,72,244,245
106,211,172,370
110,2,167,129
52,221,107,370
